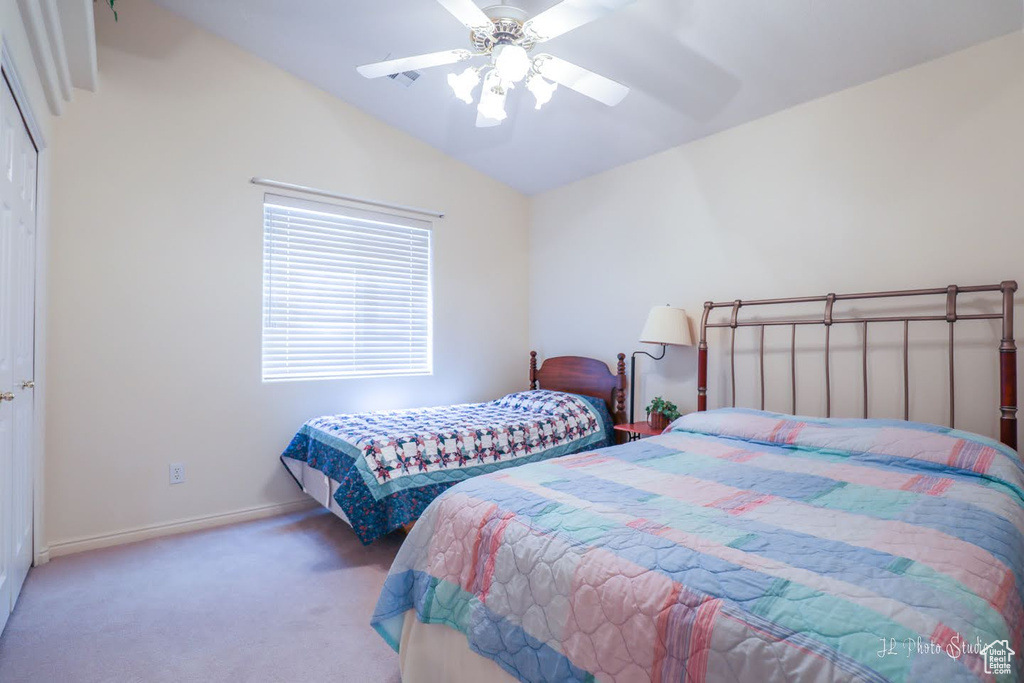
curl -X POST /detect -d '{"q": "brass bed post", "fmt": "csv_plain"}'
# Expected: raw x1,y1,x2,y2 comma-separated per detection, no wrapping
791,324,797,415
862,321,869,419
903,321,910,421
824,294,835,418
697,302,711,412
946,285,958,429
1000,281,1018,449
730,301,741,408
759,325,766,411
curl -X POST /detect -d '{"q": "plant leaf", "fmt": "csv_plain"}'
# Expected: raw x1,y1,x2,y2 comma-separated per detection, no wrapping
95,0,118,21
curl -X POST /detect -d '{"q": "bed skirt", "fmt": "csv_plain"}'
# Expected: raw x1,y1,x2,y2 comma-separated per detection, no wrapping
281,456,353,526
398,610,517,683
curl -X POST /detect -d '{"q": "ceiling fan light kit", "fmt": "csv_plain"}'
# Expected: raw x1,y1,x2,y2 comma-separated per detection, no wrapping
493,44,532,83
447,66,482,104
477,70,509,124
357,0,635,127
526,71,557,110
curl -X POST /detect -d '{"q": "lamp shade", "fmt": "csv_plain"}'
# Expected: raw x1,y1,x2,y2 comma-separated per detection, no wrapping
639,306,692,346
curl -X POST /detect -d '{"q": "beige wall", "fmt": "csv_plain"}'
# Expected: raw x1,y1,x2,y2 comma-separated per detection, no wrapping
43,7,1024,551
45,0,530,549
531,32,1024,443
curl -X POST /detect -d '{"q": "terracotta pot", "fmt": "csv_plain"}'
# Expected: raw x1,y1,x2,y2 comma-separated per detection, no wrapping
647,411,669,431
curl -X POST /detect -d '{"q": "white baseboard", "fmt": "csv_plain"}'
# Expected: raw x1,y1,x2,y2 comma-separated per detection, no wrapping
34,546,50,566
47,499,318,559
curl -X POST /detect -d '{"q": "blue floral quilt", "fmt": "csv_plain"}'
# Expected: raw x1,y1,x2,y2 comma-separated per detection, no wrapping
280,390,613,544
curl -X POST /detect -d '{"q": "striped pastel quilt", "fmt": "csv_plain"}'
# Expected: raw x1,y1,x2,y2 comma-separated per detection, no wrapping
371,409,1024,682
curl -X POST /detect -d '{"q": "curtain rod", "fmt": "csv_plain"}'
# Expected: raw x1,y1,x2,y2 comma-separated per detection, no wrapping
250,177,445,219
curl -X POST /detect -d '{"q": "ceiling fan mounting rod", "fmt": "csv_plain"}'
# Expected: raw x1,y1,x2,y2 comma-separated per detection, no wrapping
482,3,528,23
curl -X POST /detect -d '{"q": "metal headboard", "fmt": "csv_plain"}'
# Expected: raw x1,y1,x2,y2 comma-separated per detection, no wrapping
697,281,1019,450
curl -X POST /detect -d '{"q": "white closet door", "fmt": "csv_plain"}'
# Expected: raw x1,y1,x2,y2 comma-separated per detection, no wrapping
0,87,13,633
9,81,35,599
0,423,9,631
0,74,37,628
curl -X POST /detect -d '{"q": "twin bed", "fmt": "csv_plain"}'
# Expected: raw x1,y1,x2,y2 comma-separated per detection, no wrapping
280,352,627,543
284,282,1023,682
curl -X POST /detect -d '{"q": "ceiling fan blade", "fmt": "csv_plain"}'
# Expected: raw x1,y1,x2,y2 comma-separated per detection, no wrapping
436,0,493,31
524,0,637,42
534,55,629,106
356,49,471,79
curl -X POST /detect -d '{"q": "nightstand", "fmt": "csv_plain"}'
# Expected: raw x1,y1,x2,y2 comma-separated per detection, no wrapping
613,421,665,442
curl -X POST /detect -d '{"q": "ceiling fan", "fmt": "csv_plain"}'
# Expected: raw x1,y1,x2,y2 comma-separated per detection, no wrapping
357,0,636,127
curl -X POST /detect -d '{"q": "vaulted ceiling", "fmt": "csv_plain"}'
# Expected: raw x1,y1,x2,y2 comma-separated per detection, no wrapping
153,0,1023,194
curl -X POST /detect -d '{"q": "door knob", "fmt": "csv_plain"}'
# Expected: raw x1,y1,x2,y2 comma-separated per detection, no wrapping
20,380,34,390
0,392,13,402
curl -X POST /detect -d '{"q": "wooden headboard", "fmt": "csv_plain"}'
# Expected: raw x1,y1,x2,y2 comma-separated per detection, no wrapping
697,281,1018,450
530,351,627,425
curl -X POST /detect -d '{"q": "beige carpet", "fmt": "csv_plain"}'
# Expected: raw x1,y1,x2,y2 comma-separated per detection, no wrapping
0,508,405,682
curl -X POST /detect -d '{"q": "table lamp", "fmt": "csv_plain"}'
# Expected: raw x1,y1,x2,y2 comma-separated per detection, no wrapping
630,306,693,423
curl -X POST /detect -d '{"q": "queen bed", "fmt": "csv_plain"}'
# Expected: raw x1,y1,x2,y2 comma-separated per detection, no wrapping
280,352,627,544
371,282,1022,683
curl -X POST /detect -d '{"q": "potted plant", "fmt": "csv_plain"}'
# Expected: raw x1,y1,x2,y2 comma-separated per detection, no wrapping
645,396,680,431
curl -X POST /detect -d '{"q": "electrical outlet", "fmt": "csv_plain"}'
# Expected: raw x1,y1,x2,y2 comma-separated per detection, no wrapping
169,463,185,485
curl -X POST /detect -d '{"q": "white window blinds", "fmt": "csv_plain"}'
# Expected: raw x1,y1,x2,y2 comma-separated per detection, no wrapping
262,194,432,381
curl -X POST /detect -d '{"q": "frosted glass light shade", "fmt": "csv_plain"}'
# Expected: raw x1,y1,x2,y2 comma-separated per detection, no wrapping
639,306,692,346
526,72,557,109
477,70,508,122
493,44,531,83
447,67,480,104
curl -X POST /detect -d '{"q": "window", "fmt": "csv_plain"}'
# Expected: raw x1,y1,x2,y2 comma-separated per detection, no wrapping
262,194,432,381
